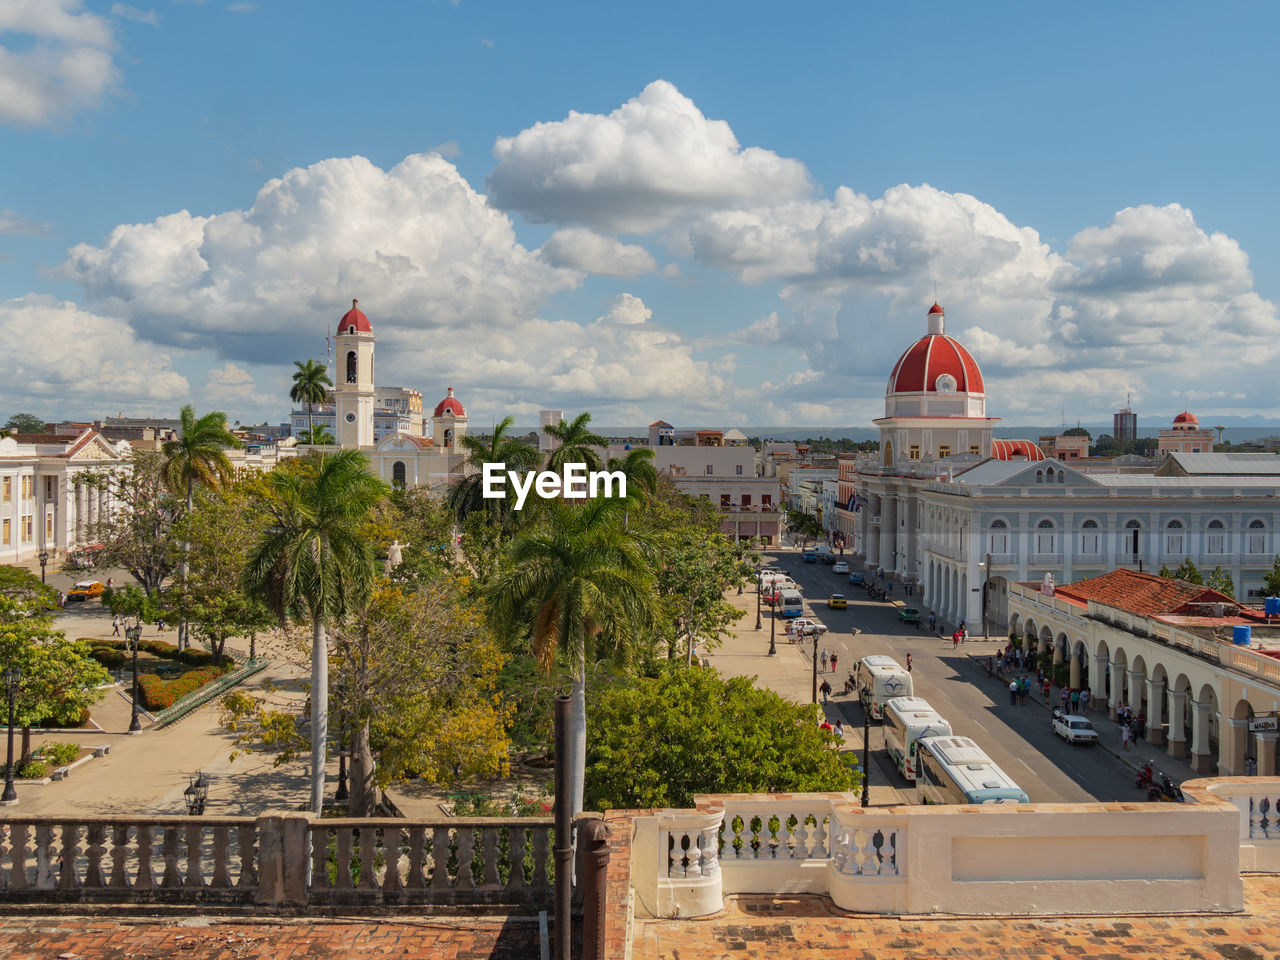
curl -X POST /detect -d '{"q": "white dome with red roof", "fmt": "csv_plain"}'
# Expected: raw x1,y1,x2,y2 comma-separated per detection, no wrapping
886,303,985,398
433,386,466,418
1173,411,1199,425
337,298,372,335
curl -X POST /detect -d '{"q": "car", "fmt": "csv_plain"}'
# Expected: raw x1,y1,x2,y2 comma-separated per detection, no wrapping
820,553,837,565
827,594,847,610
785,618,828,639
833,561,849,574
67,580,105,601
802,552,818,563
1051,708,1100,744
898,606,921,624
848,572,865,585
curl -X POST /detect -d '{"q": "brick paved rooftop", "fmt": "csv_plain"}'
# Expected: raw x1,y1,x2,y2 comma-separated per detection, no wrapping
1,874,1277,960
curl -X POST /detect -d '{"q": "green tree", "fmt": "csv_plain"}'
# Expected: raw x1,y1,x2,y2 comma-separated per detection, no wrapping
447,415,540,532
1162,559,1203,584
544,411,608,474
3,413,46,435
89,452,180,596
488,496,657,817
1264,557,1280,598
1206,565,1235,599
607,447,658,525
585,665,857,810
289,359,333,444
243,449,388,813
786,508,823,539
298,424,336,445
1061,426,1091,437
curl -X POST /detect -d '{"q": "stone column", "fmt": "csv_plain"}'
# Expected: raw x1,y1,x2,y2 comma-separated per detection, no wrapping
1166,688,1188,759
1068,648,1081,689
1257,730,1278,777
1145,678,1166,747
1127,668,1146,716
1189,698,1215,773
1108,660,1125,719
74,482,84,540
879,497,896,575
1090,654,1108,711
1220,717,1247,777
865,498,880,567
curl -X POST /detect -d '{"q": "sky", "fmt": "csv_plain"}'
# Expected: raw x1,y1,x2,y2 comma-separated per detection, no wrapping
2,0,1279,430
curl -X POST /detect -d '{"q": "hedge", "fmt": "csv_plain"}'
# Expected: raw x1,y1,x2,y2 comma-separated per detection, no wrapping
136,664,233,711
80,638,229,667
35,741,80,766
90,647,128,669
18,759,51,779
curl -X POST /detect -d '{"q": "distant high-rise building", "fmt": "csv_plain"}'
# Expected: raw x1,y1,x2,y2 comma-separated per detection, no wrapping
539,410,564,454
1114,403,1138,441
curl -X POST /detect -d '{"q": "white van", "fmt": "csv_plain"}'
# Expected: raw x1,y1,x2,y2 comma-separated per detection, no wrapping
854,655,913,721
882,697,952,781
778,588,804,618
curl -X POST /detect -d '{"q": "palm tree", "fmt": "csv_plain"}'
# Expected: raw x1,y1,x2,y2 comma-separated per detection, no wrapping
290,359,333,444
161,405,243,649
543,411,608,474
299,424,336,445
243,450,387,814
487,496,657,816
448,415,541,528
607,447,658,526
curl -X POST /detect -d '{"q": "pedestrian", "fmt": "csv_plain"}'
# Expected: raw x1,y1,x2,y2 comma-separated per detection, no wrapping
996,653,1005,673
1247,756,1258,777
833,720,844,739
906,581,914,596
1080,688,1091,712
1008,679,1018,706
819,718,833,732
1061,687,1070,712
960,624,968,644
1134,715,1145,743
1121,723,1132,751
928,612,937,632
986,656,993,678
906,652,913,672
830,653,838,674
1070,688,1080,713
821,648,830,672
156,617,165,633
820,678,832,703
1042,676,1051,700
952,630,961,651
112,616,120,637
106,576,113,590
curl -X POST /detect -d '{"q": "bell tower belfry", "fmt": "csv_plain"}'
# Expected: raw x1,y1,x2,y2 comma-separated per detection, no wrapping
333,299,375,449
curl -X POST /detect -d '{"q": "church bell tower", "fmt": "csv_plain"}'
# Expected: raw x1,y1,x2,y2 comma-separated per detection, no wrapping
333,299,375,449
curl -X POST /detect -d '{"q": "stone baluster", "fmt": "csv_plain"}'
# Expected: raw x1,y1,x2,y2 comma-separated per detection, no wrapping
356,827,378,892
684,830,703,879
810,814,828,859
58,823,80,890
720,817,742,862
160,826,182,889
791,815,810,859
34,823,55,890
210,825,230,890
6,824,28,890
381,828,403,896
480,828,500,888
429,828,451,890
108,825,129,890
405,827,427,892
84,825,106,889
334,828,354,890
532,827,550,890
699,825,720,879
0,824,8,893
456,827,476,889
310,827,330,891
235,825,256,890
134,825,155,890
506,826,527,891
831,822,850,875
183,824,205,889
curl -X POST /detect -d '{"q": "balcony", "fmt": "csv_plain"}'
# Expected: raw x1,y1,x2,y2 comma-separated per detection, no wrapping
1029,553,1063,566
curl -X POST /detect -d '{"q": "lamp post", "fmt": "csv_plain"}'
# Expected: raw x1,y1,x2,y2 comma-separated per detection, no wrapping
37,550,48,584
755,574,762,631
184,771,208,815
2,667,20,804
335,714,349,803
980,552,992,639
768,597,777,657
126,622,143,733
811,632,819,704
860,697,871,808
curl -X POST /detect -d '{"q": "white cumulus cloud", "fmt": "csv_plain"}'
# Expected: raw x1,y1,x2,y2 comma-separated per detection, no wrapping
487,80,813,232
540,228,657,276
0,0,118,127
598,293,651,325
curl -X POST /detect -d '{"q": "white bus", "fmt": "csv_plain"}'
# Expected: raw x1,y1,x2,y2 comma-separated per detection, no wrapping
916,736,1030,805
882,697,951,781
778,588,804,618
854,655,913,721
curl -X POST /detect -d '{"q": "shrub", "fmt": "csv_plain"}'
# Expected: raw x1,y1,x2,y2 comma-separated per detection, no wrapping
90,647,128,669
38,704,89,728
140,640,181,659
137,665,231,711
36,742,80,766
177,648,220,667
18,759,51,779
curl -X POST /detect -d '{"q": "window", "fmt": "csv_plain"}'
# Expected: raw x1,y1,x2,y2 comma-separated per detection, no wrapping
970,445,981,456
1165,519,1184,555
720,494,731,508
0,518,7,544
937,444,951,459
736,464,743,475
21,516,31,543
701,465,711,476
741,495,752,508
20,476,30,500
762,495,772,507
1249,519,1267,554
1207,519,1225,555
988,519,1008,554
2,477,9,502
391,461,406,489
1080,519,1100,554
1036,470,1044,483
909,444,921,460
1035,518,1056,554
1125,519,1142,555
346,351,358,384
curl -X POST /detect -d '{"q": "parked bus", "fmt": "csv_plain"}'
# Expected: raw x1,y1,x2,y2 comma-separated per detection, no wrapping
778,588,804,618
854,655,912,721
882,697,951,780
916,736,1029,805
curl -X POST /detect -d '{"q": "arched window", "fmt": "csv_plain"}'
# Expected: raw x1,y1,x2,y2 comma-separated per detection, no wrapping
1207,519,1225,555
1080,518,1100,554
1036,518,1057,554
883,440,894,467
1166,518,1184,555
346,350,358,384
443,428,453,448
1125,519,1142,556
1035,470,1043,483
1249,519,1267,554
1057,470,1065,483
392,461,406,488
988,518,1008,554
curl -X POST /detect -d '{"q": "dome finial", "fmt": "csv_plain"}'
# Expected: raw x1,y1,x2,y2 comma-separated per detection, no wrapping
927,302,945,335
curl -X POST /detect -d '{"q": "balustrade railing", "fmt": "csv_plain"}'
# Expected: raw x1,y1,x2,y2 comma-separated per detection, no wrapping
717,800,831,863
658,812,721,881
830,819,905,878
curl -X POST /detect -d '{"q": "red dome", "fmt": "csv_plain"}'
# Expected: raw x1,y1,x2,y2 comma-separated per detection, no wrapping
338,298,372,334
991,439,1046,462
1173,411,1198,425
928,302,945,315
434,386,465,418
887,333,985,395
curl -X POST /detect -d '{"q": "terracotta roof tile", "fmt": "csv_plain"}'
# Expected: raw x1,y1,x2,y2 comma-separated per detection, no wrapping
1053,568,1237,617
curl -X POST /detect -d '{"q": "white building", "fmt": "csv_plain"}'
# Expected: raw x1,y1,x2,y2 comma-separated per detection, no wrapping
653,437,781,543
850,304,1280,631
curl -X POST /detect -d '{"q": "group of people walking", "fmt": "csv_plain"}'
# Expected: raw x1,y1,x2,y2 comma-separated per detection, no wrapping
1116,702,1145,750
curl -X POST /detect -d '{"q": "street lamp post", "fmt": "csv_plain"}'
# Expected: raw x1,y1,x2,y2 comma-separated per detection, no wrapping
860,697,871,808
37,551,48,585
811,632,819,704
768,597,777,656
2,667,20,804
755,575,762,631
126,623,143,733
335,715,349,803
981,552,992,639
184,771,208,815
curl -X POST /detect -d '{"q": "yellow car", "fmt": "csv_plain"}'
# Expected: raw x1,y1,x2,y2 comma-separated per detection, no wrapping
827,594,848,610
67,580,105,601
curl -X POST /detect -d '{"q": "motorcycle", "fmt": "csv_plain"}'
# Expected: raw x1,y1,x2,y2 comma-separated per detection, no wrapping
1147,774,1184,803
843,674,856,696
1134,762,1155,790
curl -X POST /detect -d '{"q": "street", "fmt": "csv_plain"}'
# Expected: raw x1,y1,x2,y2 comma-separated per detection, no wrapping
760,548,1146,803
